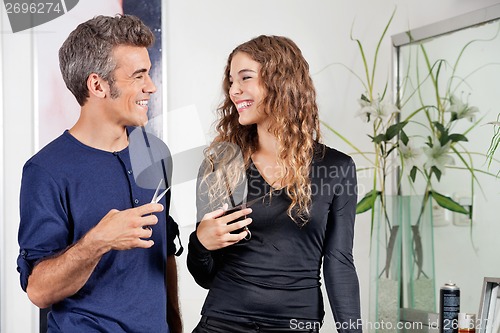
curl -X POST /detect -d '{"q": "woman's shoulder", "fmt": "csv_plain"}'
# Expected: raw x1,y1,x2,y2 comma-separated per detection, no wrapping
314,142,354,167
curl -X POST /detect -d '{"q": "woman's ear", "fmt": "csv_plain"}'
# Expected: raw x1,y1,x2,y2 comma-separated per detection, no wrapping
87,73,108,99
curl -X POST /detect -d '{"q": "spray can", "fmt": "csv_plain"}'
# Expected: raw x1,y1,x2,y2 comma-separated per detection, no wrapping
440,282,460,333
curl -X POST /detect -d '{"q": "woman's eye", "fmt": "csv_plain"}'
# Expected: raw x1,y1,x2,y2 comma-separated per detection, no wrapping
242,76,251,81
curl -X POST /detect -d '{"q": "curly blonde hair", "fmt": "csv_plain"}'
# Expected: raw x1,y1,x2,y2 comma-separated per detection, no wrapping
203,35,322,224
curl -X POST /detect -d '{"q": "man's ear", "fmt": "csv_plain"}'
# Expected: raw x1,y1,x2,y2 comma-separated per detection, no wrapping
87,73,108,99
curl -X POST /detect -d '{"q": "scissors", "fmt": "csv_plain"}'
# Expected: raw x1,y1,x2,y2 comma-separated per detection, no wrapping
143,179,170,230
151,179,170,204
222,192,271,241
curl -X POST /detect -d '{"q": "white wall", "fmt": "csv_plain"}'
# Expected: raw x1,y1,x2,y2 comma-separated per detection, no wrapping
1,5,39,332
2,1,500,332
0,5,3,331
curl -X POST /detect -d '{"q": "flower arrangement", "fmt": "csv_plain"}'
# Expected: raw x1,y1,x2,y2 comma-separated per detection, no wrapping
321,9,500,313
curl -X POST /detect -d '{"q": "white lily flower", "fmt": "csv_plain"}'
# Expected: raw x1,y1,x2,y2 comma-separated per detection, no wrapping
356,98,378,122
423,140,455,174
379,100,400,118
356,97,399,123
398,139,423,172
446,94,479,121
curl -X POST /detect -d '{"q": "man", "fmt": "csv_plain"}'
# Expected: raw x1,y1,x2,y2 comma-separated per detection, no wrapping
17,15,182,332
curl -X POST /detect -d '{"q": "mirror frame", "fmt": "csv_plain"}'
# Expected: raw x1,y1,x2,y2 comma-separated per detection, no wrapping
391,4,500,108
478,277,500,333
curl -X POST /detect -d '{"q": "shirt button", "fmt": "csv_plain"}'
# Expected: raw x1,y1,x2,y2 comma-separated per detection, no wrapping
134,199,139,205
127,170,133,175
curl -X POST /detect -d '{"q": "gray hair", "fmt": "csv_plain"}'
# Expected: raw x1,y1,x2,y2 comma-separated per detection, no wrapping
59,14,154,106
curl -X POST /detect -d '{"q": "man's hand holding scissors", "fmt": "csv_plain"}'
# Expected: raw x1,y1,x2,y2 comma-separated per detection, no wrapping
86,179,170,252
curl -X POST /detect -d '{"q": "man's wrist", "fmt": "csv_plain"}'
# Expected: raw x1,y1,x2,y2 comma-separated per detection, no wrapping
76,229,110,260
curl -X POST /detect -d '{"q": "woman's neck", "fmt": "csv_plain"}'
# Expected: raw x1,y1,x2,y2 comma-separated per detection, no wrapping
256,123,278,155
253,124,285,188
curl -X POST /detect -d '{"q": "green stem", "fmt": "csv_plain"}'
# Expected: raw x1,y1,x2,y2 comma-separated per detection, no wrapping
320,121,374,165
370,8,397,96
415,174,432,228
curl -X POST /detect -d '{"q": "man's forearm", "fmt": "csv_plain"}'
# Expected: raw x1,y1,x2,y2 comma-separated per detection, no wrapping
26,231,107,308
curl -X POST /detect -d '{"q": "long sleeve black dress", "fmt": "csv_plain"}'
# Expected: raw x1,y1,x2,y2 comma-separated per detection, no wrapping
187,144,362,331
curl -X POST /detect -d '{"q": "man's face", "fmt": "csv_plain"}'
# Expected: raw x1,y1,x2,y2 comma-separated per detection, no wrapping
105,45,156,127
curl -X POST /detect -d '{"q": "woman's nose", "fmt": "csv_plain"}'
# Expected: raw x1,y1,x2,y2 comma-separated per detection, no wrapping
229,82,241,96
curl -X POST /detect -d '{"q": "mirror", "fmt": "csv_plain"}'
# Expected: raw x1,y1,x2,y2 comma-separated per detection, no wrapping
393,4,500,315
478,277,500,333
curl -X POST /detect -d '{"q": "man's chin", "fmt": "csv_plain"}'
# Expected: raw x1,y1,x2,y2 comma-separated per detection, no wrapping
135,117,149,127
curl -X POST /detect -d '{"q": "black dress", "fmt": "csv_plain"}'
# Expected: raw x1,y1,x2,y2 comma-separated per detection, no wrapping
187,144,362,332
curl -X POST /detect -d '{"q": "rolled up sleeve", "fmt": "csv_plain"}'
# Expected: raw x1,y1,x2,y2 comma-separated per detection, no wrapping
17,162,69,291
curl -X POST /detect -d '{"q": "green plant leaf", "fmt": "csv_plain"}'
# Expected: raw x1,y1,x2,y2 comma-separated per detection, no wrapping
410,166,418,182
432,121,446,134
450,112,458,122
449,134,468,143
356,190,380,214
431,166,442,181
371,134,387,144
369,7,397,98
430,191,469,214
400,130,409,145
486,114,500,170
386,121,408,140
432,121,450,145
426,136,433,147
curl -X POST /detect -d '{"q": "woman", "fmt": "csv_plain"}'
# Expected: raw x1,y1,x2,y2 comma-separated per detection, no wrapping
187,35,361,333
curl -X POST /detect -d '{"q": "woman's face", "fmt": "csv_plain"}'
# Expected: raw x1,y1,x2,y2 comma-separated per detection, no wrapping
228,52,268,126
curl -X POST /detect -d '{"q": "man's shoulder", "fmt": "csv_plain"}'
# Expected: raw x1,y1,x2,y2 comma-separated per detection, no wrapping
27,131,72,166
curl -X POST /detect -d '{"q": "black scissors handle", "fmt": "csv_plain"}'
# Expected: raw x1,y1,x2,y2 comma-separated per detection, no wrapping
234,192,271,210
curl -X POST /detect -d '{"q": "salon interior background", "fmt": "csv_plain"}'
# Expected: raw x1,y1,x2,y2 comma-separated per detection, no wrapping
2,0,500,332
